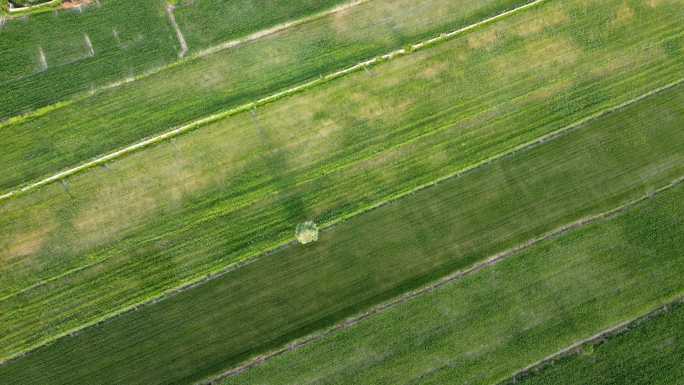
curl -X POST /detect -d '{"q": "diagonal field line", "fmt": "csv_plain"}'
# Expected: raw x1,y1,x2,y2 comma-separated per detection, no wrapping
0,0,547,202
202,175,684,384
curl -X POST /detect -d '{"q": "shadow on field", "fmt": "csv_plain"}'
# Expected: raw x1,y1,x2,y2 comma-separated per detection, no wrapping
250,108,309,223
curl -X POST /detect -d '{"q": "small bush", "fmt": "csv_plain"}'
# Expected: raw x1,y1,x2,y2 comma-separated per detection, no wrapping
295,221,319,244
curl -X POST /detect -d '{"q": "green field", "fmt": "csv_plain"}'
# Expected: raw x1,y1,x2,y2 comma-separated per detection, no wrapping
219,183,684,385
173,0,349,50
0,0,178,118
1,74,682,384
2,0,684,383
0,0,535,191
508,301,684,385
2,0,684,362
0,0,349,119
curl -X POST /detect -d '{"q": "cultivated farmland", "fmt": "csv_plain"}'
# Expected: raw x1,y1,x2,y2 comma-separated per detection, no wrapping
1,66,683,384
2,0,683,362
509,301,684,385
0,0,536,191
1,0,683,383
220,182,684,385
0,0,351,119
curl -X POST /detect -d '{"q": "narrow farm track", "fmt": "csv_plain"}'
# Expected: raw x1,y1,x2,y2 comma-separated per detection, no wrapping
0,0,546,201
0,0,373,127
498,297,684,385
205,175,684,383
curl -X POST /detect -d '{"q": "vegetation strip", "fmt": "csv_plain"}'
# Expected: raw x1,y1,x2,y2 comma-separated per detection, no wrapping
209,176,684,383
2,0,683,362
0,0,542,200
499,298,684,385
1,77,683,384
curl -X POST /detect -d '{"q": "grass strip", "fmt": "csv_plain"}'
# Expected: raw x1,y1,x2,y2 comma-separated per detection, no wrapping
1,66,683,384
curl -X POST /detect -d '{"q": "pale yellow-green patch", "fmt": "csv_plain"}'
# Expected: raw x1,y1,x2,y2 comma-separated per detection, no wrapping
467,28,498,49
612,2,635,26
3,225,54,261
295,221,319,244
528,79,575,101
512,8,569,37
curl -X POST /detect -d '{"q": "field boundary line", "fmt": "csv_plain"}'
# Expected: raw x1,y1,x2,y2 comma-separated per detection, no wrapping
201,175,684,384
496,296,684,385
0,0,372,127
0,0,546,201
1,77,682,366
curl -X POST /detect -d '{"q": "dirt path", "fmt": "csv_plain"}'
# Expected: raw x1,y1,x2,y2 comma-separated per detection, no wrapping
165,4,188,58
202,175,684,384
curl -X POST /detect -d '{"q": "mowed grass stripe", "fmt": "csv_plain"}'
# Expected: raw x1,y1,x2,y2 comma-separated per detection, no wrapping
2,72,683,385
0,0,350,120
0,0,539,192
505,300,684,385
2,0,683,361
220,182,684,385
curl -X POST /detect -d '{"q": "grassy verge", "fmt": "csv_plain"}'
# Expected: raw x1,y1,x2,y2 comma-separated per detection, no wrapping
2,0,684,361
505,301,684,385
1,71,683,384
219,182,684,385
0,0,539,191
0,0,350,120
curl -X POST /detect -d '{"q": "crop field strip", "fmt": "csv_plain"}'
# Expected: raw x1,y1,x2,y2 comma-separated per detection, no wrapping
1,76,683,384
0,0,179,118
1,0,683,361
0,0,351,119
0,0,541,202
217,183,684,385
0,0,538,193
506,300,684,385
